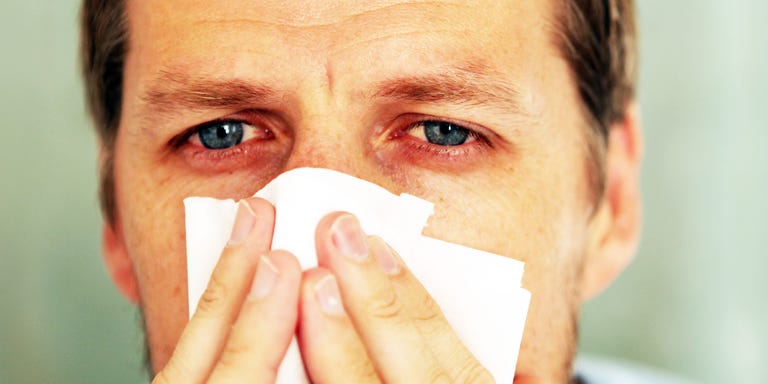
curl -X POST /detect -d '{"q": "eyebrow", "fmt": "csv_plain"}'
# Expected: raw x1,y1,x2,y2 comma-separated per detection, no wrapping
138,62,530,123
369,63,530,115
139,71,286,117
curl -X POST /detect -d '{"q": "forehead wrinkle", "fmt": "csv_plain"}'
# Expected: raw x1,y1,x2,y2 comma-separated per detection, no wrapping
184,1,473,55
188,0,467,29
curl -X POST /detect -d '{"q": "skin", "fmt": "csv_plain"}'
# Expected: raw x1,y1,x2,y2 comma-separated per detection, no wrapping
102,0,643,383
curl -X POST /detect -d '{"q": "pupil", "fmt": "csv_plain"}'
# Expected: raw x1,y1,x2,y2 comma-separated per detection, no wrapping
198,122,244,149
423,121,468,146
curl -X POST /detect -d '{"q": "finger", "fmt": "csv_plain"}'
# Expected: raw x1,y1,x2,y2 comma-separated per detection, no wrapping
153,198,275,384
315,213,448,383
208,250,302,383
372,238,492,383
298,268,380,384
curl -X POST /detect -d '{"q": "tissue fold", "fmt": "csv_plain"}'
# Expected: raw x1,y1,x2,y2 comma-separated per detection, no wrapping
185,167,530,383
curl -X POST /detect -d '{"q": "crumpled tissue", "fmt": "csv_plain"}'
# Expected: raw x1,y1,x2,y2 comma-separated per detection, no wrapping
184,167,530,383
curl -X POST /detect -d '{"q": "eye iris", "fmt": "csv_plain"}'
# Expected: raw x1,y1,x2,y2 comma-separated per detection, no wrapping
199,122,244,149
423,121,469,146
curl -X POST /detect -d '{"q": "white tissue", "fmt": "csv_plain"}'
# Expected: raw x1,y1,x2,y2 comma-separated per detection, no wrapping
185,168,530,383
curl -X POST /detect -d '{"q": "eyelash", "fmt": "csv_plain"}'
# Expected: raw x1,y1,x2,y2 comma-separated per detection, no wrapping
169,118,277,167
393,118,492,158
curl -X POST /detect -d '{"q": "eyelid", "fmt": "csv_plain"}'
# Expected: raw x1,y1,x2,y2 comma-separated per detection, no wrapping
394,116,492,147
375,115,497,168
187,120,271,149
171,114,286,172
169,111,276,149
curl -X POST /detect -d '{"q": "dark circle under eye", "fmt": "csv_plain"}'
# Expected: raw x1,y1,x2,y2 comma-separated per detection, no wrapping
198,122,244,149
423,121,469,146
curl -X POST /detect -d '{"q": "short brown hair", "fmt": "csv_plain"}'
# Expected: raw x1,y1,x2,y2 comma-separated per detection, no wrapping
80,0,126,225
80,0,637,225
555,0,638,199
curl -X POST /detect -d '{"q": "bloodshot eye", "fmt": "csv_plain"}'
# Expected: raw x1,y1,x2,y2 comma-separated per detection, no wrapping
423,121,470,146
408,120,477,146
197,121,245,149
188,120,273,150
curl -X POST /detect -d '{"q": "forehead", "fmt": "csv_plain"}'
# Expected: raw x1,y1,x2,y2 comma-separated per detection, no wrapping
126,0,556,80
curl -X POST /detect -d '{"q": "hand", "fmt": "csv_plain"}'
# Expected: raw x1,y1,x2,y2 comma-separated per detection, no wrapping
299,213,494,383
153,198,302,384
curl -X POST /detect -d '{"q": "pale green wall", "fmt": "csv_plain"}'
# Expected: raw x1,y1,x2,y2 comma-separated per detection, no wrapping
579,1,768,383
1,1,765,383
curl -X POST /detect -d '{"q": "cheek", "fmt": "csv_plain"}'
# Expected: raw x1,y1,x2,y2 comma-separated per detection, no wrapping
112,150,190,367
115,153,184,288
409,163,589,374
414,164,576,267
412,154,590,326
113,127,295,368
114,148,285,300
114,151,189,314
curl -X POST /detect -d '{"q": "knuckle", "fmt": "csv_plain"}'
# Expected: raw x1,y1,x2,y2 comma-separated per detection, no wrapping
427,367,452,384
220,337,250,364
195,273,229,316
366,290,404,319
414,313,449,343
347,356,379,383
216,330,280,380
215,344,244,375
412,292,443,323
455,361,494,384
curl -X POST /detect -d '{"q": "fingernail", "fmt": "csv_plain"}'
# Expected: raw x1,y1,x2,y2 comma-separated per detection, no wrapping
228,201,256,246
250,256,279,299
331,215,368,261
314,275,345,316
371,237,400,275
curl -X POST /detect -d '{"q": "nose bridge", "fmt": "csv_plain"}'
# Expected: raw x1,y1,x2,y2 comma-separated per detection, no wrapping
280,59,373,178
282,113,368,177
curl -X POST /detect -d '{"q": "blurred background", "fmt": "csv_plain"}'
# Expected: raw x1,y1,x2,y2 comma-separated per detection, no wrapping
1,1,765,383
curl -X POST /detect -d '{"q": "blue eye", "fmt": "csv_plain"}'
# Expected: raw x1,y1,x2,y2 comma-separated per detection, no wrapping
422,121,470,146
197,121,244,149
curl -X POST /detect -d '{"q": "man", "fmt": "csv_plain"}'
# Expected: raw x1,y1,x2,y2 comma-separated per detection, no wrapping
81,0,642,382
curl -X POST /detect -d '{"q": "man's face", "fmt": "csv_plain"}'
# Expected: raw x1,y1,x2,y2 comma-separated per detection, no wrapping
113,0,605,381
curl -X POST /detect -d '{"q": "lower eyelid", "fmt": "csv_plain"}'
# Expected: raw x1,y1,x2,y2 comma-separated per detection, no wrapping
385,139,485,171
181,138,287,171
